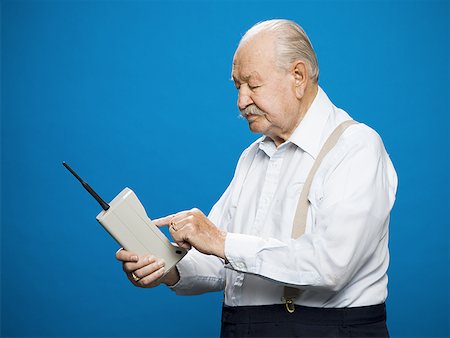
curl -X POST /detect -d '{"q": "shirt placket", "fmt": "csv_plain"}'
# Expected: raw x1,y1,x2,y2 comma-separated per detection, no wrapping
229,147,286,305
252,147,285,235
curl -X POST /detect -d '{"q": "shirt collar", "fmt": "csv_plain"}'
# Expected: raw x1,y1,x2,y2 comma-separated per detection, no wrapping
257,86,333,159
259,137,277,158
287,86,333,159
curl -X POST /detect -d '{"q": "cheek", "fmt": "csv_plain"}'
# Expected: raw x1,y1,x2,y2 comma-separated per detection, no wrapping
253,84,294,122
253,94,279,116
251,95,268,113
278,89,298,116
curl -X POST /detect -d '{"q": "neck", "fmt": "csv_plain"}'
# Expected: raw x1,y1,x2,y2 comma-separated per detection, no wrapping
295,83,319,129
271,83,319,147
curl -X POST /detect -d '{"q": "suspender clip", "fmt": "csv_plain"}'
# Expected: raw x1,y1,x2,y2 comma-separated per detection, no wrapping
281,297,296,313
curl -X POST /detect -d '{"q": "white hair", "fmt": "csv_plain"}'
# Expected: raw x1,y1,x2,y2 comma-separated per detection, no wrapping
238,19,319,83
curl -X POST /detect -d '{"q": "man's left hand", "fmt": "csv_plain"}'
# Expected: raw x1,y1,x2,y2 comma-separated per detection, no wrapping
153,208,227,259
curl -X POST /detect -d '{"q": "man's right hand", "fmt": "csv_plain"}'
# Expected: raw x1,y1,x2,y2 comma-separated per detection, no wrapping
115,248,180,288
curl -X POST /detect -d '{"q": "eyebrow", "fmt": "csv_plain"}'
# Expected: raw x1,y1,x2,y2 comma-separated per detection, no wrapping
231,71,261,83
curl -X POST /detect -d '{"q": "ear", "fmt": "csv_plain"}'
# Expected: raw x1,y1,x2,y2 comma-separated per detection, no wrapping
292,60,309,99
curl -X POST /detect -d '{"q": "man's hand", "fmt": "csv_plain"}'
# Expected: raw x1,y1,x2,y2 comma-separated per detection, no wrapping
115,248,180,288
153,208,227,259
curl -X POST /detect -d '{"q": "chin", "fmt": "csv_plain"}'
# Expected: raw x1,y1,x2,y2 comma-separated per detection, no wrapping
248,123,263,134
248,120,268,134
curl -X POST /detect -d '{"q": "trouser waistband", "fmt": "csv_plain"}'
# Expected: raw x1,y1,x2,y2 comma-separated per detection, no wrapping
222,303,386,326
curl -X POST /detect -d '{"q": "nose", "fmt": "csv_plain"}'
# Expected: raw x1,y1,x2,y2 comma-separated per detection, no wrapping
237,87,254,111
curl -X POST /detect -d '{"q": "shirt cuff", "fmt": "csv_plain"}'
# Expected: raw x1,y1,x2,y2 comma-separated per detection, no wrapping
224,232,322,287
167,254,197,293
224,232,261,274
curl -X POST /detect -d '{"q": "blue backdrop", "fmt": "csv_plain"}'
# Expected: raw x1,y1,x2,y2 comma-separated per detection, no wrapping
1,0,449,337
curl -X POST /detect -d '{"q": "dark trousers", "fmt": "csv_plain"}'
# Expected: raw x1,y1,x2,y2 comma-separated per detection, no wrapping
220,303,389,337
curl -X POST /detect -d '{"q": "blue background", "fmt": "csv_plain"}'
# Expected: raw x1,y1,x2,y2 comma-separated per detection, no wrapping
1,0,449,337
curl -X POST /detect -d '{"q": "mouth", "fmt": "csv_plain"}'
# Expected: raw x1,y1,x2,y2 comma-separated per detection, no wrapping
240,104,265,123
244,113,259,122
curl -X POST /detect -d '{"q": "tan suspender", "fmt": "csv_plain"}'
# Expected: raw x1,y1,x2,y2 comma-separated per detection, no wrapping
282,119,358,313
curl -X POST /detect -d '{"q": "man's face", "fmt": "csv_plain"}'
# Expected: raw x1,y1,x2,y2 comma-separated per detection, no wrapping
232,32,300,145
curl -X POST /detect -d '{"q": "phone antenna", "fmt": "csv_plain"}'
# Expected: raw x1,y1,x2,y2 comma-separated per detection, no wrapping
63,161,110,211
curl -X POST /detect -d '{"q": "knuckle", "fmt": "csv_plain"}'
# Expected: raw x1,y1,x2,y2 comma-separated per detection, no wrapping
141,276,153,287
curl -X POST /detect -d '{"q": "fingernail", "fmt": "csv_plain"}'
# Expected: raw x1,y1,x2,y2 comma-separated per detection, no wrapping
131,255,138,261
158,260,165,267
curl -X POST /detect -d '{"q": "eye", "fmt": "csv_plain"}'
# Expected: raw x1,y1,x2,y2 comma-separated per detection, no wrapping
249,84,261,90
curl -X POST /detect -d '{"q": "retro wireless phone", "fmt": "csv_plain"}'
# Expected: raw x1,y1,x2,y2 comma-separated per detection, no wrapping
63,162,187,275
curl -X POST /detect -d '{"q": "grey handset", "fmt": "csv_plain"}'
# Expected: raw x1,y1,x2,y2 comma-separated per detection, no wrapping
63,162,187,275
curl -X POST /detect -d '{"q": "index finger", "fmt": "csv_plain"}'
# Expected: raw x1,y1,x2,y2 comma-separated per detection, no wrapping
153,210,192,227
152,214,175,227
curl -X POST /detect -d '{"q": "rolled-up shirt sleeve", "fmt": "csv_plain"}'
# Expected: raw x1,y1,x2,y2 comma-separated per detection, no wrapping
224,126,398,292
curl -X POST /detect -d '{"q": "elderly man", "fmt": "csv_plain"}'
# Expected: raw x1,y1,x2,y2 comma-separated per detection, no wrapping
116,19,397,337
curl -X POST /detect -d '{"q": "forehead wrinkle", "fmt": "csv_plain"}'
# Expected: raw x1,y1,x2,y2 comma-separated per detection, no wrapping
232,68,262,83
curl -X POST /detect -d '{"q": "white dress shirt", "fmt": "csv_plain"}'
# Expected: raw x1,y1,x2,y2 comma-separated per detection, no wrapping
171,87,398,308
